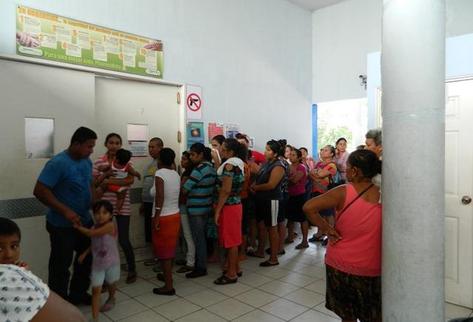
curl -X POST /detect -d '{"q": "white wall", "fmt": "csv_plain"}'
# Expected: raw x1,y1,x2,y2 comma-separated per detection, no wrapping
312,0,473,104
0,0,312,151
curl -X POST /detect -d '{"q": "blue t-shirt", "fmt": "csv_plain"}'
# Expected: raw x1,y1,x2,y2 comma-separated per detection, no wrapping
38,151,93,227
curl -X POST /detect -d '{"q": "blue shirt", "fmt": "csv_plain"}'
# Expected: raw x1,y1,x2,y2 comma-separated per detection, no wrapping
38,151,93,227
183,161,217,215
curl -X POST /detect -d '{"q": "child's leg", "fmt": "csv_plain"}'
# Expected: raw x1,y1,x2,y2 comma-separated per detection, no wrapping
115,191,126,212
91,286,102,320
107,282,117,303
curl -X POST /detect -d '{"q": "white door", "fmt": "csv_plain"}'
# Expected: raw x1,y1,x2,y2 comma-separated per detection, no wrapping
94,76,182,175
445,79,473,307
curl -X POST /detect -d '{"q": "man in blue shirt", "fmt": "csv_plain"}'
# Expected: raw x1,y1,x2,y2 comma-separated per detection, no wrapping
34,127,97,305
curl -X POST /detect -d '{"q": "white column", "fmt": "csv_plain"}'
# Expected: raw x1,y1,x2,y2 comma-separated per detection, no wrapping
382,1,445,321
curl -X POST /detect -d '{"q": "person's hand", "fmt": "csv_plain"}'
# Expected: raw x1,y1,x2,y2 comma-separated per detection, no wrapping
250,183,257,194
16,32,40,48
154,217,160,231
144,41,162,51
214,208,222,226
16,261,29,270
64,209,81,226
78,252,87,264
326,227,342,245
135,173,142,180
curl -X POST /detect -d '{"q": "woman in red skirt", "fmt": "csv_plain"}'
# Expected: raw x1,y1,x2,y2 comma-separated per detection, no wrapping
214,138,247,285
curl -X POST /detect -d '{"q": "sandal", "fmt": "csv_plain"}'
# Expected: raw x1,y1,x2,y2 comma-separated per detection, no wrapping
214,275,238,285
246,250,265,258
265,248,286,256
100,298,115,312
153,287,176,296
295,243,309,250
259,260,279,267
284,238,294,244
308,235,325,243
222,270,243,277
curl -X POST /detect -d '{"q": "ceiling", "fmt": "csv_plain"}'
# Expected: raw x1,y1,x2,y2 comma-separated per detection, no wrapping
287,0,348,11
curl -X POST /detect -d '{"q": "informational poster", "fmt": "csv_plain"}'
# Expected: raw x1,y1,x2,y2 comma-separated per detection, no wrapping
186,85,203,120
208,122,224,142
224,124,240,139
186,122,205,149
127,124,148,157
16,6,164,78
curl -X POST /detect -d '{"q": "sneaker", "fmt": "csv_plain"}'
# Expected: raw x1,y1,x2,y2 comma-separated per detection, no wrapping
185,270,207,279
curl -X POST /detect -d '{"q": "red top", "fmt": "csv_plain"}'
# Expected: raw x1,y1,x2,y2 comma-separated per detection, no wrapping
325,184,382,277
251,150,266,165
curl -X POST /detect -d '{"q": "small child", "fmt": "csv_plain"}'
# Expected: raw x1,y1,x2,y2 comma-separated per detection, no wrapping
75,200,120,322
98,149,140,213
0,217,27,268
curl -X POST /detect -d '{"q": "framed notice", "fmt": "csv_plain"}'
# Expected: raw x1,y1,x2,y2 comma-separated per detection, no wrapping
186,122,205,149
16,6,164,78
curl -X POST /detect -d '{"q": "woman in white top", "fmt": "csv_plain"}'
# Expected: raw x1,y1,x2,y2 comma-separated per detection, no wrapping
149,148,181,296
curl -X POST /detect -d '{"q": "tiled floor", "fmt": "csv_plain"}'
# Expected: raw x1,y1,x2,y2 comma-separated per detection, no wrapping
77,236,473,322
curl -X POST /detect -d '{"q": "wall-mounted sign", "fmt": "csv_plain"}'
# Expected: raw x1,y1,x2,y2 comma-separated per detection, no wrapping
186,85,202,120
16,6,164,78
186,122,205,149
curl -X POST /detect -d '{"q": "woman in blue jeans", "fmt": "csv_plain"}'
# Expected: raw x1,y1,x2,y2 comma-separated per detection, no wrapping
181,143,217,278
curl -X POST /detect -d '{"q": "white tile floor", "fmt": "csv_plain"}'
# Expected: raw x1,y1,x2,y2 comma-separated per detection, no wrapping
77,237,473,322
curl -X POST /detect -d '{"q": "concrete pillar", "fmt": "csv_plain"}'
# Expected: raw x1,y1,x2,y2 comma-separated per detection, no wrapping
382,1,445,321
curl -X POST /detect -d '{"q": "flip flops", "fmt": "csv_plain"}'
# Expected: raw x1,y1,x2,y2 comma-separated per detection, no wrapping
259,260,279,267
214,275,238,285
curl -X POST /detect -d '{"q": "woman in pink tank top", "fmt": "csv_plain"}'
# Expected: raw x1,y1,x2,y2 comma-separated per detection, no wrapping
303,149,382,322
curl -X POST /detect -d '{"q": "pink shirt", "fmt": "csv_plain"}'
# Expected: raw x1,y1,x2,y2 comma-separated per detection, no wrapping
288,163,307,196
325,184,382,276
93,155,132,216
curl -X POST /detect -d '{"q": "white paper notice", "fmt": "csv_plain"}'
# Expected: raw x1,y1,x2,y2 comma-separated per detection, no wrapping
93,43,107,61
55,25,72,43
77,31,90,50
144,50,157,71
23,16,41,34
40,33,57,49
123,54,136,67
65,43,82,57
127,124,148,141
104,36,120,54
121,40,136,55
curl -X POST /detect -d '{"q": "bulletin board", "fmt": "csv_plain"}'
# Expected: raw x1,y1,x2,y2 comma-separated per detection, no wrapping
16,6,164,78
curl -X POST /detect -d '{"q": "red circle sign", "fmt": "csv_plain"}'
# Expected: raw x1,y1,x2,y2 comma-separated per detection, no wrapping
187,93,201,112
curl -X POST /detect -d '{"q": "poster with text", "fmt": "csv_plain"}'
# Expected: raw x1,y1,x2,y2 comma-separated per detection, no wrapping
208,122,224,143
16,6,164,78
224,124,240,139
186,122,205,149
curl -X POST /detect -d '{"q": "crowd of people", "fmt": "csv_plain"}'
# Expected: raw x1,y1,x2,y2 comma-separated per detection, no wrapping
0,126,383,322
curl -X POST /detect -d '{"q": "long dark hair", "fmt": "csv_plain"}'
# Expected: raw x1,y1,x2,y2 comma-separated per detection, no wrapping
267,140,283,158
223,138,248,162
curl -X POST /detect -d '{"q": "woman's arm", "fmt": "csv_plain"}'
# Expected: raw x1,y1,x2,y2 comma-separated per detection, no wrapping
253,166,284,192
303,187,346,243
153,176,165,230
105,174,134,186
214,165,233,224
289,168,304,184
32,291,86,322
